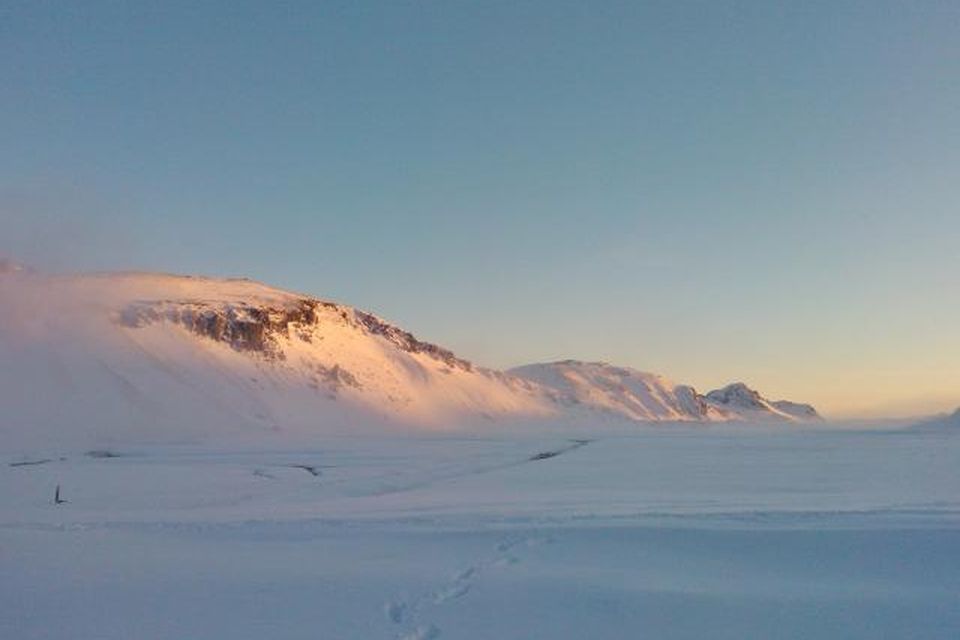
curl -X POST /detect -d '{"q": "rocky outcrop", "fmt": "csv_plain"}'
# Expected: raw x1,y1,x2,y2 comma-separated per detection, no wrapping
705,383,768,411
118,300,319,359
705,382,821,421
116,297,474,372
353,310,472,372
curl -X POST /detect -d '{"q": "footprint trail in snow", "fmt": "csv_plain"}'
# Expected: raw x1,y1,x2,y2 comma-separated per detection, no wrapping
384,535,554,639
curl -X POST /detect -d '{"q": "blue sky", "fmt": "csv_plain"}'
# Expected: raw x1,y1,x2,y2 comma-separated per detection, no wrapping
2,1,958,416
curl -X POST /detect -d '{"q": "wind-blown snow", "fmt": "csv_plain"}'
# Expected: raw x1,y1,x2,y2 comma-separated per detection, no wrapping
0,269,820,449
509,360,724,421
0,270,555,448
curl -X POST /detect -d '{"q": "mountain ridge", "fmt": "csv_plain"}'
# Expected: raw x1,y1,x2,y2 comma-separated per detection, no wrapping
509,362,821,423
0,268,821,447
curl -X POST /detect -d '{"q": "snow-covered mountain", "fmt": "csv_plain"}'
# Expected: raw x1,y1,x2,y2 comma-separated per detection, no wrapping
509,362,821,423
508,361,725,422
0,269,556,447
704,382,822,422
0,268,820,447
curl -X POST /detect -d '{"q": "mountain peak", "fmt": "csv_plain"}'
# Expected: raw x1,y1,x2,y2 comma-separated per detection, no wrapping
705,382,766,410
705,382,821,422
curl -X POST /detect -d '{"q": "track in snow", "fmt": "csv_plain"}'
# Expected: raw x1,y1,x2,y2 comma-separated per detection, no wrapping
361,439,595,498
385,534,554,639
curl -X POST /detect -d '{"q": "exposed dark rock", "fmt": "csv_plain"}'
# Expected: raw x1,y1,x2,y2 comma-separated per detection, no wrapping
528,439,592,462
86,449,121,458
117,297,476,372
705,382,767,410
352,310,472,371
287,464,322,477
529,451,561,461
118,300,325,359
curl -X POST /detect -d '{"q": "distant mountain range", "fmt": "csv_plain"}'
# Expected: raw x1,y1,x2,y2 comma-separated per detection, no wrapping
912,408,960,430
0,267,821,447
510,362,819,422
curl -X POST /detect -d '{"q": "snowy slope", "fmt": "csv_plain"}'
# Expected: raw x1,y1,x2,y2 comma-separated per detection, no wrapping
705,382,822,422
508,360,726,421
0,268,821,448
509,362,820,423
0,270,555,448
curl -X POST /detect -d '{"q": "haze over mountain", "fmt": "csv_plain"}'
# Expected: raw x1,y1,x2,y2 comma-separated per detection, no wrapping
0,267,820,448
912,408,960,430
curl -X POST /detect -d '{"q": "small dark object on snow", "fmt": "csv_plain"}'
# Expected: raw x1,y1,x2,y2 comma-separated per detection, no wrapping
86,450,121,459
528,439,592,462
54,484,67,505
288,464,322,477
529,451,561,461
9,458,52,467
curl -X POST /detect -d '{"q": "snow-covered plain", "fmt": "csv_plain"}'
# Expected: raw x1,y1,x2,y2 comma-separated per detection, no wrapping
3,424,959,639
2,268,956,638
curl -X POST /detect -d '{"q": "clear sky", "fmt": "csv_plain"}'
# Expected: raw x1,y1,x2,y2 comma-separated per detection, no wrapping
2,1,958,418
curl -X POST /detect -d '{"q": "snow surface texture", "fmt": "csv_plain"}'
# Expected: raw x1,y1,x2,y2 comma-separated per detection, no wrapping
1,269,819,450
2,269,957,639
2,427,959,639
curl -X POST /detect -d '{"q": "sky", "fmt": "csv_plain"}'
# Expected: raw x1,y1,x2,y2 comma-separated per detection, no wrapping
2,1,958,418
